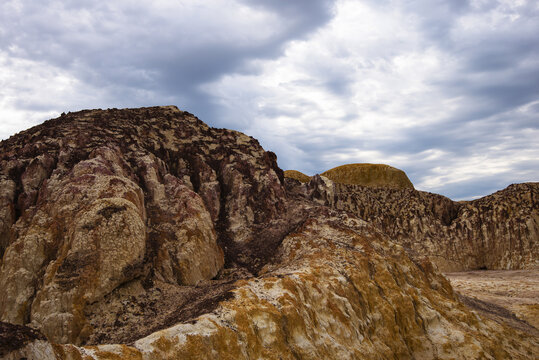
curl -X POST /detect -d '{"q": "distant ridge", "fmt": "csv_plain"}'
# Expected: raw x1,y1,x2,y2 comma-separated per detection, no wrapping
283,170,310,183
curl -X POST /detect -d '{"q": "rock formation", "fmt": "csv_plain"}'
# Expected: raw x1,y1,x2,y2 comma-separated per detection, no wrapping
1,106,537,359
299,176,538,272
0,106,289,346
321,163,414,189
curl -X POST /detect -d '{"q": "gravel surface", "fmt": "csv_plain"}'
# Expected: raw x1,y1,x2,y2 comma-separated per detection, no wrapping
446,270,539,335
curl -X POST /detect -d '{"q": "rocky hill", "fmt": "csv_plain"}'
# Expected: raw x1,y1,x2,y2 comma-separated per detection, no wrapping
283,169,310,183
321,163,414,189
1,106,537,359
297,176,538,272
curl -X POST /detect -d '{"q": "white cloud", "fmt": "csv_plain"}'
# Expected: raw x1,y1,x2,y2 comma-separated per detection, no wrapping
0,52,83,139
201,0,539,199
202,0,449,165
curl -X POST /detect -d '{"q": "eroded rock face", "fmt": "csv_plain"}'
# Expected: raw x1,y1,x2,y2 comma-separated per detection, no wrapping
0,106,286,345
10,210,539,359
307,176,538,271
0,322,48,358
0,178,15,259
1,106,537,359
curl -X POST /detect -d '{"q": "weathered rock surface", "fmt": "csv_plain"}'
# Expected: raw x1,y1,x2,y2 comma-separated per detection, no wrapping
7,209,539,359
0,322,48,358
321,163,414,189
300,176,538,271
0,106,287,345
1,106,537,359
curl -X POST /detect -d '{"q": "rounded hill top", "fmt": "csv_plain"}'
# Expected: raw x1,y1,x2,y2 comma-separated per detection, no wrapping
321,163,414,189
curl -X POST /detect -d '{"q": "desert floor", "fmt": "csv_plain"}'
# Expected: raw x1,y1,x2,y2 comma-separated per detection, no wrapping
445,269,539,336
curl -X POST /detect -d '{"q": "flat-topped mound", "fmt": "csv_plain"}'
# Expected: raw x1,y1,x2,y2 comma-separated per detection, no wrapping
322,163,414,189
284,170,310,183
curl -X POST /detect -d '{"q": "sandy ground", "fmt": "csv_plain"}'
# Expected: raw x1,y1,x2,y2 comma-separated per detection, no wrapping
445,270,539,335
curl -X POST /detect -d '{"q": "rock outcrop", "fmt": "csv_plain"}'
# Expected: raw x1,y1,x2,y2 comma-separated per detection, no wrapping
301,176,538,271
321,163,414,189
1,106,537,359
0,106,288,345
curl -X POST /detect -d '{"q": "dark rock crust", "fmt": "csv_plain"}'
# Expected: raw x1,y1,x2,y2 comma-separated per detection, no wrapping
0,321,45,356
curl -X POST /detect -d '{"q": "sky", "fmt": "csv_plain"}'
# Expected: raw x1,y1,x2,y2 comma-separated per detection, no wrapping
1,0,538,200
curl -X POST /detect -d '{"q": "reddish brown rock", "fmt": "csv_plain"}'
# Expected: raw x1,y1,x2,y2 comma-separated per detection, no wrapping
0,177,16,258
0,321,51,358
0,106,287,345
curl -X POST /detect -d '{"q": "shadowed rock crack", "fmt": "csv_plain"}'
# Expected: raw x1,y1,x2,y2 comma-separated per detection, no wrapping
0,322,45,356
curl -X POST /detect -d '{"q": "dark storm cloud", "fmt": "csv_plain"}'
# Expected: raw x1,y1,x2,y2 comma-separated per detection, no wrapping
434,47,539,123
381,100,538,158
0,0,334,122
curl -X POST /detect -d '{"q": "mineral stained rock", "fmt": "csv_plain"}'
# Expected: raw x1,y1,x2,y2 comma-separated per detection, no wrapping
304,176,538,271
1,106,537,359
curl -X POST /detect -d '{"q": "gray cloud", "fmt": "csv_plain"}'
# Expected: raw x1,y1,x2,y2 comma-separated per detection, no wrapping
0,0,334,121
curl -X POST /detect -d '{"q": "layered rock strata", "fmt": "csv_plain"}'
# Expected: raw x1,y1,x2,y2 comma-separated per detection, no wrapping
1,107,537,359
299,176,538,271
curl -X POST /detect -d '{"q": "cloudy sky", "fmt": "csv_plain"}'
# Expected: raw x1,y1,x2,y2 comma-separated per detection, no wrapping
1,0,538,200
